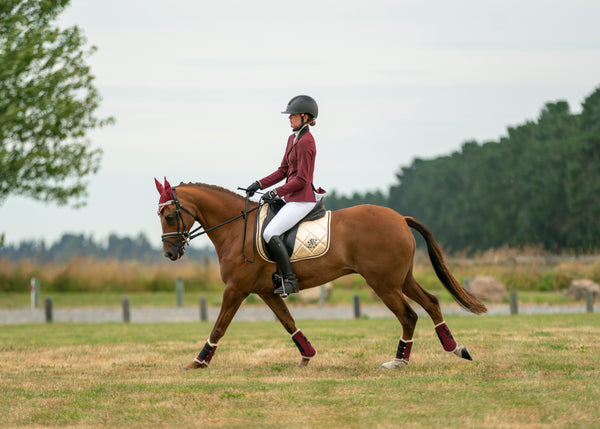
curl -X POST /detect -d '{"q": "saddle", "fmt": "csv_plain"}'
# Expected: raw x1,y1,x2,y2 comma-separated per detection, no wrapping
255,199,331,262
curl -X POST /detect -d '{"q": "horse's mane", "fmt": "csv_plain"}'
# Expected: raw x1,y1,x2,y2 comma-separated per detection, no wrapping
177,182,258,207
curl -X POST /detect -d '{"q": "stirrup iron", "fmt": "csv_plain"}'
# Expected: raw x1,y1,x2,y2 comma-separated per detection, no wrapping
273,272,298,297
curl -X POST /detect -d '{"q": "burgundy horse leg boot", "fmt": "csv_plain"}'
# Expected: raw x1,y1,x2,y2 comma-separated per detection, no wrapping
266,236,299,297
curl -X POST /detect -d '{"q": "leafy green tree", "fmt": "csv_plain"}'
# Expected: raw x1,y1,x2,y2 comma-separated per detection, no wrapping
324,188,388,211
0,0,113,208
563,87,600,250
388,87,600,253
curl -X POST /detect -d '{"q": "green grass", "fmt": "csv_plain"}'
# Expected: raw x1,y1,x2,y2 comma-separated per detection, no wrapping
1,314,599,428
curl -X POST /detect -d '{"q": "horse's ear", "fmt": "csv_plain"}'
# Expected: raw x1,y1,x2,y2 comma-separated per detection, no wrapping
155,177,164,194
163,177,171,191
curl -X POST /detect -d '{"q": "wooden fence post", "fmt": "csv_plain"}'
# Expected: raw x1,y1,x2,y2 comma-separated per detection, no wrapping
30,277,41,309
44,297,53,323
122,297,130,323
176,278,184,308
319,284,326,308
509,291,518,315
199,297,208,322
353,295,361,319
586,290,595,313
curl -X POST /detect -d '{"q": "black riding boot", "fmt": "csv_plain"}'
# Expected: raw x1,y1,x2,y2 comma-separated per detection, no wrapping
266,236,299,297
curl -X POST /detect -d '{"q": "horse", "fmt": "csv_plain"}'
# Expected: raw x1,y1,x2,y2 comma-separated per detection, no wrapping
154,178,487,370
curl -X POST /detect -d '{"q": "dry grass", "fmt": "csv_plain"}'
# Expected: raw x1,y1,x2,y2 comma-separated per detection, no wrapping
0,256,223,293
1,315,599,428
2,249,600,294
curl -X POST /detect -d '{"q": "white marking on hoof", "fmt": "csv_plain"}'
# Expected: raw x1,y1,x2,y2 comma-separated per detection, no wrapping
378,358,409,370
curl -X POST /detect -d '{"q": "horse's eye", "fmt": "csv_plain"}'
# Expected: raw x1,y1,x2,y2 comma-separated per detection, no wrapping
165,214,176,224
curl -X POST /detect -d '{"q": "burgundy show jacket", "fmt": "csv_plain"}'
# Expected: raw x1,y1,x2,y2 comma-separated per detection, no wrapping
258,128,325,202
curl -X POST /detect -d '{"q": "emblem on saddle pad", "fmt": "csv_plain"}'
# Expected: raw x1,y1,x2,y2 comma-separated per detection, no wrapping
256,202,332,263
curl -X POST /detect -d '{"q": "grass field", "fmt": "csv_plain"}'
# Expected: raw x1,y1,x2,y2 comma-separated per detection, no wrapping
1,314,599,428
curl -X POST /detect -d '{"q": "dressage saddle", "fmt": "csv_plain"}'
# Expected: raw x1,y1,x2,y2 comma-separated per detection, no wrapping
258,198,327,259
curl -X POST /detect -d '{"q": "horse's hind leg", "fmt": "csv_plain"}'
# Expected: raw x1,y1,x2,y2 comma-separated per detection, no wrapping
403,273,473,361
369,281,419,370
259,293,317,367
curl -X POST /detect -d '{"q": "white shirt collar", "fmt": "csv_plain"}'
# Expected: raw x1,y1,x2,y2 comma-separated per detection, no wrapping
293,124,308,143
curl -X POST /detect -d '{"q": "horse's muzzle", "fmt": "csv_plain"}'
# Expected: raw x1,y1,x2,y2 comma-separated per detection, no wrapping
164,243,185,261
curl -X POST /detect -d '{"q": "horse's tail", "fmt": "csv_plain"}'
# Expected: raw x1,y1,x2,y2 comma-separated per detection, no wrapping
405,216,487,315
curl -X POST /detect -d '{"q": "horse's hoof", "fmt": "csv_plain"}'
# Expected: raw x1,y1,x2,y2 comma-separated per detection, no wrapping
453,345,472,361
378,358,409,370
297,357,311,367
181,360,208,370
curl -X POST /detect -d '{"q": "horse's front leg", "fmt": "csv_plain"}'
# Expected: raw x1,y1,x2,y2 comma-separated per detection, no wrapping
182,285,248,370
259,293,317,367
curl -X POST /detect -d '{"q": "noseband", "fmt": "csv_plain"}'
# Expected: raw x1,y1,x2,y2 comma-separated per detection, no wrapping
159,188,259,259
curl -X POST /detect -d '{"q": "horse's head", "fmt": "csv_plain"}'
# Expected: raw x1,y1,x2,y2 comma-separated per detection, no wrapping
155,177,197,261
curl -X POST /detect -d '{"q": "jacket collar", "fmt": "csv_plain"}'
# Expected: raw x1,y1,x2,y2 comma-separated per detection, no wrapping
293,125,310,142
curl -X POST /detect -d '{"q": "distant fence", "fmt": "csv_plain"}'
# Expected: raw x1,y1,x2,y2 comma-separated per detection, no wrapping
37,291,597,323
26,277,599,323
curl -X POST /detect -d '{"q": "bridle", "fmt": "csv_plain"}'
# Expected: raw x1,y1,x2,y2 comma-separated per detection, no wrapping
159,187,259,261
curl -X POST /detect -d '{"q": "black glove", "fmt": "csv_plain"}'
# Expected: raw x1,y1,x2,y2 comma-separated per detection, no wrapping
245,181,261,197
260,189,279,203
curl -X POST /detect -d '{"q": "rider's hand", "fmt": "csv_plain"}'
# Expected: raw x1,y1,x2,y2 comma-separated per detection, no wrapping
245,181,261,197
260,189,279,203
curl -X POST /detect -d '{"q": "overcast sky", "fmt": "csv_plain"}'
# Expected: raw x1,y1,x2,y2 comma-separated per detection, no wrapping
2,0,600,248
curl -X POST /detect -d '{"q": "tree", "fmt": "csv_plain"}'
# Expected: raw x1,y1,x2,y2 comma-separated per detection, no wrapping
564,87,600,249
0,0,113,208
387,87,600,253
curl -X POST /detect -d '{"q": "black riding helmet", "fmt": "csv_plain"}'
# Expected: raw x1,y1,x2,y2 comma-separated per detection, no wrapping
281,95,318,119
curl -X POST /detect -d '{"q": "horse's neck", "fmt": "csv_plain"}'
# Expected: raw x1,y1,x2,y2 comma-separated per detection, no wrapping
180,185,248,245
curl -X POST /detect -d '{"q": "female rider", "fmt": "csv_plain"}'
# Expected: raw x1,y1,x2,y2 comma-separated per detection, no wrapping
246,95,325,296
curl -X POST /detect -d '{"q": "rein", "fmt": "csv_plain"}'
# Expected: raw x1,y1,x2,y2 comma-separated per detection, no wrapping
160,188,259,261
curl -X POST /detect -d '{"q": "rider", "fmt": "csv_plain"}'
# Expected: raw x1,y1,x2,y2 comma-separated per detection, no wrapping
246,95,325,296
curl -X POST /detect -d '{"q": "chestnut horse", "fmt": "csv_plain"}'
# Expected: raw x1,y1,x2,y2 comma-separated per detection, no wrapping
155,178,486,370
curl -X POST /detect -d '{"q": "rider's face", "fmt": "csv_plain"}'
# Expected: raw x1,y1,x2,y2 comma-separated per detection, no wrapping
289,113,304,129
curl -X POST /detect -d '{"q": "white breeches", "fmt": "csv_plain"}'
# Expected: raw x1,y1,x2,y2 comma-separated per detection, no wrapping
263,201,317,242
